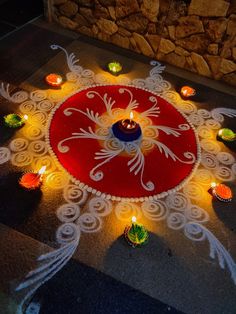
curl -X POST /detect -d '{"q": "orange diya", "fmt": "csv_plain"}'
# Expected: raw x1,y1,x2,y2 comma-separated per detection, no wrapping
45,73,63,87
211,183,233,202
180,86,196,98
19,166,46,190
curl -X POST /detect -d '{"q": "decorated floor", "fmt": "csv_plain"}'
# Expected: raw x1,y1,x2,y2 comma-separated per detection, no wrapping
0,19,236,314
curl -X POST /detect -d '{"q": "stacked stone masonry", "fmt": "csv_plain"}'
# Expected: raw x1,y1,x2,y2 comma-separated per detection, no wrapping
50,0,236,86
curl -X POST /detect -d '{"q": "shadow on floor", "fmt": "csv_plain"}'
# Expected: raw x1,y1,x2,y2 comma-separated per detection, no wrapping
28,257,183,314
0,172,42,227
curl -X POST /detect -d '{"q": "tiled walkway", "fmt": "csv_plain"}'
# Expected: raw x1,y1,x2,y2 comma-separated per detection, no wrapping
0,0,43,38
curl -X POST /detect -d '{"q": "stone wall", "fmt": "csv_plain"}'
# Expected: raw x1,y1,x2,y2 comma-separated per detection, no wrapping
49,0,236,86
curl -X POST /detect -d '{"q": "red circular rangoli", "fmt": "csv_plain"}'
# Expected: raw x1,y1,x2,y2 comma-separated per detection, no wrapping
47,85,200,200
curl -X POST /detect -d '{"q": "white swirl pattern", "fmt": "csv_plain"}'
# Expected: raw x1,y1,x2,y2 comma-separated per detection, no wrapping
0,44,235,314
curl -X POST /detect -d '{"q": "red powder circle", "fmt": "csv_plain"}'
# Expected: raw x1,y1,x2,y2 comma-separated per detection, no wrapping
48,85,200,199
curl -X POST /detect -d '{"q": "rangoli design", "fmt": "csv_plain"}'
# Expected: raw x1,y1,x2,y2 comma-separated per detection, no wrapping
48,84,200,200
0,44,235,313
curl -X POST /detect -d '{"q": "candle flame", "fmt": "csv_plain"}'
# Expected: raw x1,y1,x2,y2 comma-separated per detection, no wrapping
211,182,217,188
38,166,46,175
130,111,134,120
131,216,137,223
23,114,28,121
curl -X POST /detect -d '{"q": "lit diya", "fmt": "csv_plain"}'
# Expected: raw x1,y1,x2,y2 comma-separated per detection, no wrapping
107,61,122,75
124,216,149,248
211,182,233,202
19,166,46,190
180,86,196,98
217,128,236,142
112,111,142,142
45,73,63,87
4,114,28,128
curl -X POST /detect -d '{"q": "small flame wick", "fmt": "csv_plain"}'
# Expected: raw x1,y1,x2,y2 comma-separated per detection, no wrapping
131,216,137,223
130,111,134,120
38,166,46,175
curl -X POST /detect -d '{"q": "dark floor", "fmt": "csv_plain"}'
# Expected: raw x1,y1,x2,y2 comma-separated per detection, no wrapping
29,259,183,314
0,0,43,37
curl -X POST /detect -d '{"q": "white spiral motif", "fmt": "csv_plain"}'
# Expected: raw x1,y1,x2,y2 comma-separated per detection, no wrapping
32,156,57,172
115,202,141,221
183,182,206,201
56,223,80,244
178,124,190,130
19,100,37,114
9,138,29,152
46,172,70,189
138,116,152,128
141,200,168,221
178,101,197,114
142,126,158,139
110,108,123,120
104,138,124,151
205,119,221,130
80,77,94,86
66,72,80,82
124,142,137,155
131,79,146,88
184,223,205,241
57,203,80,223
161,91,178,103
28,140,47,156
216,152,235,165
197,109,211,119
188,113,204,126
90,170,103,181
63,185,88,205
81,69,94,78
57,141,69,153
141,139,155,152
167,212,186,230
23,125,45,140
37,100,54,112
31,111,48,125
196,126,214,139
78,213,102,233
11,151,33,166
186,205,209,223
88,197,112,217
166,192,190,212
11,91,28,103
214,166,235,181
94,73,110,85
201,153,219,170
30,90,47,102
0,147,11,164
99,115,112,128
193,169,215,185
200,139,221,155
96,127,110,137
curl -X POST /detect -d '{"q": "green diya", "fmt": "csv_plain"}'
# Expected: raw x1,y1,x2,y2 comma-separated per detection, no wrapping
4,113,25,128
218,128,236,142
107,61,122,75
124,216,148,248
